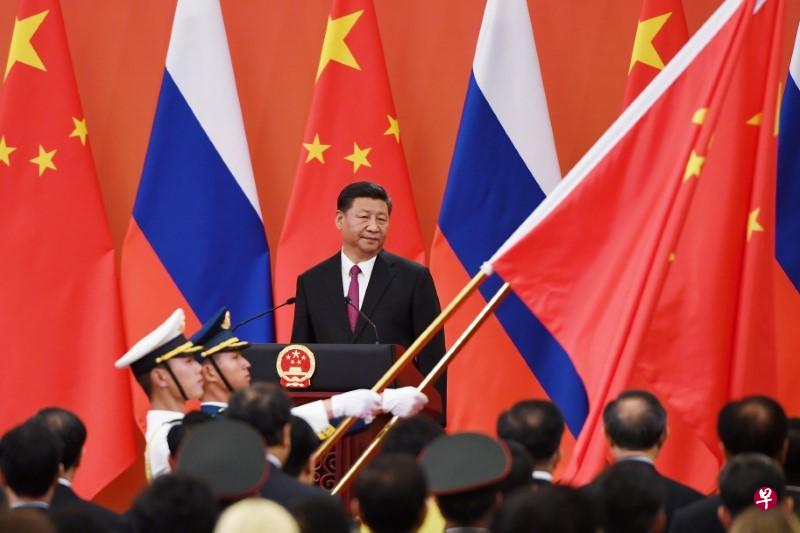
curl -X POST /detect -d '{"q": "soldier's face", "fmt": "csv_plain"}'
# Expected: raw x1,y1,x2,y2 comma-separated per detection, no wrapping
168,355,204,400
336,197,390,261
213,350,252,390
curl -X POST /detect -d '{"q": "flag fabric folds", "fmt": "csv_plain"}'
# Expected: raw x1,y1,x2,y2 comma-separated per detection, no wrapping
624,0,689,106
430,0,590,441
0,0,136,496
121,0,273,365
775,23,800,416
273,0,425,342
488,0,784,489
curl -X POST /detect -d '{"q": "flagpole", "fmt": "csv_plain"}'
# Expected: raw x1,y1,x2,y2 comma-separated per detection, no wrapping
312,270,488,462
330,282,510,495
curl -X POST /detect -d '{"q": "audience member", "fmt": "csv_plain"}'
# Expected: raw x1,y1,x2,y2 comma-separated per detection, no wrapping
599,390,701,525
670,395,790,533
380,414,445,458
283,416,320,484
127,473,218,533
226,382,341,509
420,433,509,531
0,421,61,511
497,399,564,484
34,408,125,531
289,497,351,533
214,498,299,533
499,440,534,497
598,460,666,533
492,485,596,533
354,454,427,533
786,418,800,490
717,453,792,530
166,410,214,464
50,507,104,533
0,509,55,533
730,506,800,533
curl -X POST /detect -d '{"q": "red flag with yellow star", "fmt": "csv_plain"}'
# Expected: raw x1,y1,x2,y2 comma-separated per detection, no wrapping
274,0,425,340
488,0,783,490
624,0,688,106
0,0,136,496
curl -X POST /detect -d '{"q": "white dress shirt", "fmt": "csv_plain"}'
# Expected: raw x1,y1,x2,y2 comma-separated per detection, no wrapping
341,251,377,309
145,409,184,480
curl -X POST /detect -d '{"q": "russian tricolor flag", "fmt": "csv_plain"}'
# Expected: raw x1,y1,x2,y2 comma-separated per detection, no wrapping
431,0,589,440
121,0,273,364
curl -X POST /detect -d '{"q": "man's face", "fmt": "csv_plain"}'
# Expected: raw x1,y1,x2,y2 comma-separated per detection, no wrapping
167,355,204,400
212,350,252,390
336,197,390,261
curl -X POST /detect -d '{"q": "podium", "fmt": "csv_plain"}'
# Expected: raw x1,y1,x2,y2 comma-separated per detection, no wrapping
243,343,441,497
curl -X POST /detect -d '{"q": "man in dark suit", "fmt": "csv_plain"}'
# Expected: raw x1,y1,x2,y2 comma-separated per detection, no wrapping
291,181,446,414
226,382,343,510
33,408,125,532
590,390,702,529
669,395,796,533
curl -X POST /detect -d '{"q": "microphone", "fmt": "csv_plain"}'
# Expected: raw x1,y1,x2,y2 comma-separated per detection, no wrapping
344,296,380,344
233,297,296,331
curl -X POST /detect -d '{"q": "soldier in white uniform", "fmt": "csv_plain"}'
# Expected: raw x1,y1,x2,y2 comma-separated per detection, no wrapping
115,309,205,480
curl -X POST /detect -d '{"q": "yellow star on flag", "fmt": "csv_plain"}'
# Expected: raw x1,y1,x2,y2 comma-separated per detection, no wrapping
629,12,672,73
69,117,88,145
0,136,16,166
692,108,708,125
316,10,363,80
303,133,330,164
747,208,764,241
384,115,400,143
683,150,705,182
746,113,762,126
344,142,372,173
30,144,56,176
4,10,48,80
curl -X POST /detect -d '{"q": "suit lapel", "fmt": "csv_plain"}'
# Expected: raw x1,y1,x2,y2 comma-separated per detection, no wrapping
353,251,397,341
320,253,352,338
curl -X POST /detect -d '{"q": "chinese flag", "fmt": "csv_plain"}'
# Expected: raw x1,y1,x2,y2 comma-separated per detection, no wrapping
274,0,425,341
624,0,689,106
0,0,136,496
490,0,783,490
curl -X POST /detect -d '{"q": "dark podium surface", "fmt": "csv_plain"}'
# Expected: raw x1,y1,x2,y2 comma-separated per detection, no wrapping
242,343,441,499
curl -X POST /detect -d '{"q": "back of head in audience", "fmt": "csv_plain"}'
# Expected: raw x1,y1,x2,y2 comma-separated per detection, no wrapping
288,496,351,533
598,460,665,533
717,453,791,529
603,390,667,459
499,440,535,494
128,473,218,533
492,485,596,533
0,509,55,533
717,396,787,461
283,416,320,484
225,382,292,461
380,414,445,458
167,410,213,459
214,498,299,533
354,453,427,533
420,433,510,529
0,421,61,502
497,399,564,472
729,506,800,533
785,418,800,487
51,507,104,533
33,408,86,476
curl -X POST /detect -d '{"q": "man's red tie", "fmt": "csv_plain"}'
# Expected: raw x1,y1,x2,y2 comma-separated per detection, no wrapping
347,264,361,332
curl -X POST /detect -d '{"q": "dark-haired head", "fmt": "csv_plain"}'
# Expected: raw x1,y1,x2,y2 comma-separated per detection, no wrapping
226,382,292,446
33,408,86,473
497,399,564,469
718,453,789,527
598,461,665,533
354,454,427,533
0,421,61,500
492,485,596,533
129,473,218,533
283,416,320,484
603,390,667,454
380,415,445,458
717,396,787,461
337,182,392,214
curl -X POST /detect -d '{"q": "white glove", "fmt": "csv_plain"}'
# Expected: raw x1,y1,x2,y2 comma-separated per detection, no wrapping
381,387,428,418
330,389,382,422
